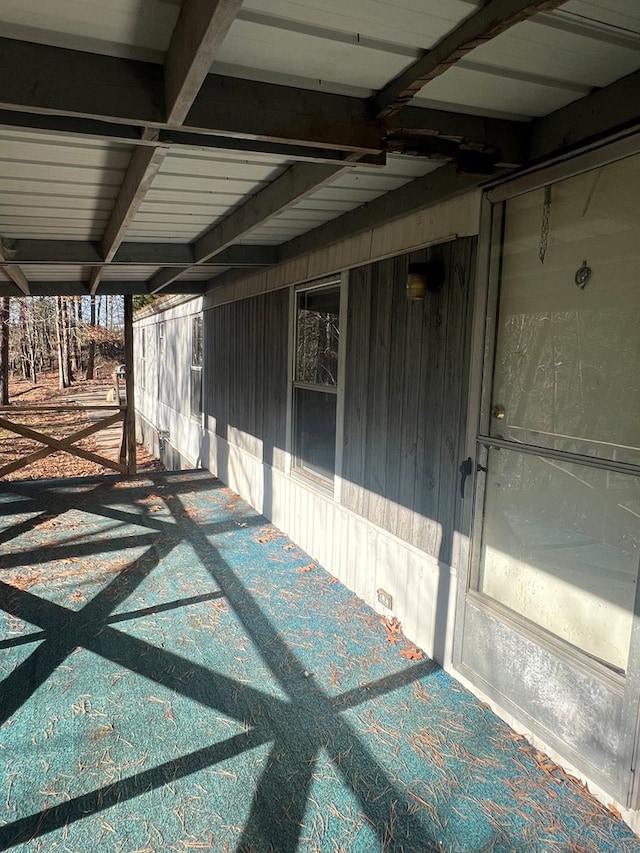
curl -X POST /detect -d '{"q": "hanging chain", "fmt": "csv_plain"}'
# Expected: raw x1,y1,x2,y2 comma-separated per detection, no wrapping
538,185,552,264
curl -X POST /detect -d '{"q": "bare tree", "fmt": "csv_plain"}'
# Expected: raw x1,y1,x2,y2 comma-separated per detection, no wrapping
0,297,9,405
85,295,96,379
56,296,72,389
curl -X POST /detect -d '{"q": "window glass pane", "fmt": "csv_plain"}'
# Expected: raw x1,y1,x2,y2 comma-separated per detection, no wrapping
294,387,336,481
477,446,640,671
190,367,202,416
492,155,640,466
296,285,340,386
192,316,203,367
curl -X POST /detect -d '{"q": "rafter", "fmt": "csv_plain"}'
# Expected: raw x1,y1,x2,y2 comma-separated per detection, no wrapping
88,0,243,294
204,162,491,295
278,162,487,265
165,0,243,125
372,0,565,119
89,145,170,294
149,162,348,293
194,163,348,263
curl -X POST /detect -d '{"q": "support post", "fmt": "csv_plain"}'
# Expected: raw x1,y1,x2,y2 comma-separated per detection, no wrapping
123,295,137,475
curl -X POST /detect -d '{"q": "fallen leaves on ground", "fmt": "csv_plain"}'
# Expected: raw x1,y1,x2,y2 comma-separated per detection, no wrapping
509,732,528,743
401,647,424,661
1,373,163,480
382,616,404,645
254,526,281,545
379,616,425,660
381,616,402,635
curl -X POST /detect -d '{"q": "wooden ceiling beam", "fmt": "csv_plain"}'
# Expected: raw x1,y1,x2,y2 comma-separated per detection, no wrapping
372,0,565,120
278,162,487,265
204,161,492,293
90,145,170,294
149,162,348,293
194,163,349,263
90,0,243,293
0,36,533,165
529,68,640,162
0,280,208,297
0,104,520,169
0,39,383,155
0,240,30,296
165,0,243,125
1,240,278,267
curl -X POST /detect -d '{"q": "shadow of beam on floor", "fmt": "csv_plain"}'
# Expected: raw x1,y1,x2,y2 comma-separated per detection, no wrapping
0,728,270,851
0,474,444,853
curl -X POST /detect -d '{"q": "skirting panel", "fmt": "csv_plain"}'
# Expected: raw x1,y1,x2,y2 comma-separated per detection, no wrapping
207,432,458,664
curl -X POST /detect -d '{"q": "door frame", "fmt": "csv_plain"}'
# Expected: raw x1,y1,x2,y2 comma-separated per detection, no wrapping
453,135,640,807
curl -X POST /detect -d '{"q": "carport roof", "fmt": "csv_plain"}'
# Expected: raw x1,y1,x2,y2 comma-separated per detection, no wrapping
0,0,639,297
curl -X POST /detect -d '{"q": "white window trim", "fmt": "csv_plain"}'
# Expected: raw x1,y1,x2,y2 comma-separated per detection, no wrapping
285,272,348,499
139,326,147,391
190,314,203,421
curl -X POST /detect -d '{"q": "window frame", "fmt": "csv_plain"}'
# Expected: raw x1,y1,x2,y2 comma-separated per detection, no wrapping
287,274,347,495
139,326,147,391
190,314,203,420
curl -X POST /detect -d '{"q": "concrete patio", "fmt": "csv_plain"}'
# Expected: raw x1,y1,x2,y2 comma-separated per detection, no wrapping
0,470,638,853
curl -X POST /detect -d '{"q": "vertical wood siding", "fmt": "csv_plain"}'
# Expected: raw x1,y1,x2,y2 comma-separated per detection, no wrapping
341,237,477,566
204,288,289,470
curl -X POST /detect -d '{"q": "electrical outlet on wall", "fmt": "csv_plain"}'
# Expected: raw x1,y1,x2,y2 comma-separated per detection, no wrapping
377,588,393,610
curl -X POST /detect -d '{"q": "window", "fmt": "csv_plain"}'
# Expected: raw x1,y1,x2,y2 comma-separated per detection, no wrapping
191,315,203,417
139,327,146,391
292,282,341,484
158,321,166,401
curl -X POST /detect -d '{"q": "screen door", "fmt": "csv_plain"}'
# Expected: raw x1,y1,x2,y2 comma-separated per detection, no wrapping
458,149,640,804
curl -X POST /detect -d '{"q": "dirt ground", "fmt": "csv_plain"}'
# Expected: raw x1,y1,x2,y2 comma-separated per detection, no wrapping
0,373,164,481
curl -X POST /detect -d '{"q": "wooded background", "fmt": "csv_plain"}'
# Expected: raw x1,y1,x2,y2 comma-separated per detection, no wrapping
0,295,125,404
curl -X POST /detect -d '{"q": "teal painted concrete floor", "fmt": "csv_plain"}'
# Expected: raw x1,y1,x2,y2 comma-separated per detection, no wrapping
0,470,639,853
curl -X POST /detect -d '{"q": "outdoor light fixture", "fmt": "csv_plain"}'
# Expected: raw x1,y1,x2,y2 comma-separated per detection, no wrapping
406,261,444,301
406,264,428,300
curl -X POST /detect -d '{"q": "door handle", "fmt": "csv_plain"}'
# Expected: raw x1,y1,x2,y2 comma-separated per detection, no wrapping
459,457,473,499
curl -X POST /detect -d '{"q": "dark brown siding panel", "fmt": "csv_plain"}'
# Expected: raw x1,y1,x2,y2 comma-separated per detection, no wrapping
383,255,410,535
412,247,447,556
342,236,477,562
203,289,289,470
397,259,425,543
261,288,289,471
363,257,394,527
437,237,476,561
341,265,371,516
